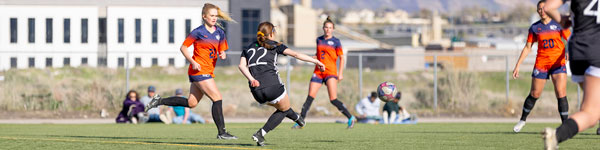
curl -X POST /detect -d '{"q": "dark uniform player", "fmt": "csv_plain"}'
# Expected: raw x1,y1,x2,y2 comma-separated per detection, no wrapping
238,22,326,146
543,0,600,149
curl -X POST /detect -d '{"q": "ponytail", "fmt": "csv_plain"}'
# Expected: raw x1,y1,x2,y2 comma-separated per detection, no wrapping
256,22,281,49
202,3,237,30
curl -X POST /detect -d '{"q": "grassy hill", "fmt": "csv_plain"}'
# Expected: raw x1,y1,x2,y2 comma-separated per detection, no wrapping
0,66,582,119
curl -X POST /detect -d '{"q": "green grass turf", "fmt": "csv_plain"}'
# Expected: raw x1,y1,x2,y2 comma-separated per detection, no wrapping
0,123,598,150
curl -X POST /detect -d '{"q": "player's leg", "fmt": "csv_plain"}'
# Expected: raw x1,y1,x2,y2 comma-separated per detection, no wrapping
382,111,389,124
514,77,547,132
144,83,201,111
325,77,355,128
547,74,600,147
195,78,237,140
551,72,568,122
294,78,322,129
254,94,302,146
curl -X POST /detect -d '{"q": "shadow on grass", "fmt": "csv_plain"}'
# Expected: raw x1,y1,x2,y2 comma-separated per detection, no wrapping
45,135,256,147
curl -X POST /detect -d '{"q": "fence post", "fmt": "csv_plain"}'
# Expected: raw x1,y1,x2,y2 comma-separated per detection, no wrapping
433,54,438,111
505,55,509,103
126,52,130,91
358,53,363,99
286,56,291,91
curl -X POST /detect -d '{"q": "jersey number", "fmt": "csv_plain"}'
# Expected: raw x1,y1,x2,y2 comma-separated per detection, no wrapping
584,0,600,24
247,47,268,67
209,49,217,59
320,50,326,60
542,39,555,48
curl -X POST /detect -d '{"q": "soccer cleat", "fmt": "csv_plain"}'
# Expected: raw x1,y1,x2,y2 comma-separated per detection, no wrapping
145,94,161,112
252,131,266,146
542,127,558,150
217,132,238,140
291,123,303,129
294,114,305,127
513,120,526,133
347,116,356,129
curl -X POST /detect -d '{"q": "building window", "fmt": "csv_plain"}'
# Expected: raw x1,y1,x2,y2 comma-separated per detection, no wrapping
98,18,107,43
169,19,174,43
152,19,158,43
64,18,70,43
118,57,124,67
10,57,17,68
152,58,158,66
97,58,107,66
28,57,35,68
10,18,17,43
185,19,191,37
28,18,35,43
63,57,70,66
168,58,175,66
81,18,88,43
135,57,141,66
118,18,124,43
46,57,52,67
46,18,53,43
135,18,141,43
81,57,88,65
242,9,261,49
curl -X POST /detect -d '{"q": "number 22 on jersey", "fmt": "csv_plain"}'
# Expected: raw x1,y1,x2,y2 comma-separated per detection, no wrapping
247,47,268,67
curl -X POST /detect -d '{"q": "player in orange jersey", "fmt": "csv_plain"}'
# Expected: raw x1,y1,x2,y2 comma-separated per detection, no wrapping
293,17,356,129
145,3,238,140
512,0,571,133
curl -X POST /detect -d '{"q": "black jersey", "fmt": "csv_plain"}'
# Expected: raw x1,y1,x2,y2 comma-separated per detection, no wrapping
241,40,288,89
566,0,600,60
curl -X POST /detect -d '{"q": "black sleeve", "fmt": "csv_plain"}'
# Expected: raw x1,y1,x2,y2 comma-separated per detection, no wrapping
240,48,247,58
275,44,288,55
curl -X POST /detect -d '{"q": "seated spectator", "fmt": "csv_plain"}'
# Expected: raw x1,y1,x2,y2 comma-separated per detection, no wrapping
355,92,382,124
383,92,416,124
169,89,205,124
116,90,147,124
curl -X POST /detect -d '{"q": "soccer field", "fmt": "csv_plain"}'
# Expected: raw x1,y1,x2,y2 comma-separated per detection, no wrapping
0,123,598,150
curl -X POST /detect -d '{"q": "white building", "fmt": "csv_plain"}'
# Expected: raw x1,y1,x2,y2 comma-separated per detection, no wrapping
0,0,245,70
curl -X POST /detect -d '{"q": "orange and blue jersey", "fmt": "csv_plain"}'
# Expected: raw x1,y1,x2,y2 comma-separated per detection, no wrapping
182,25,228,80
527,20,571,79
311,36,343,83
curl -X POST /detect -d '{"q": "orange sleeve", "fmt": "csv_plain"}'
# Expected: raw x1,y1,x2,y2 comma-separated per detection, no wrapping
526,31,537,43
183,34,196,47
218,37,228,52
560,29,571,40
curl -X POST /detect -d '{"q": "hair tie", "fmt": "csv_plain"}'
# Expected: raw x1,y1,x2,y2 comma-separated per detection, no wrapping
257,31,265,37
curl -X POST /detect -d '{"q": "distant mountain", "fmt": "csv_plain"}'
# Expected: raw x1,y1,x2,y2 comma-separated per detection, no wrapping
313,0,539,13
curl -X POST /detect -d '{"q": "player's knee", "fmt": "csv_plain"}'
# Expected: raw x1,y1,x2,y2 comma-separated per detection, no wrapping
530,92,542,99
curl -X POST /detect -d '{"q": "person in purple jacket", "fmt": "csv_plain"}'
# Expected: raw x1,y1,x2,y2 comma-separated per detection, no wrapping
116,90,146,124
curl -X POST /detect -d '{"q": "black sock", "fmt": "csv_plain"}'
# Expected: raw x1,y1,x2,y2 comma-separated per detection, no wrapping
520,95,538,121
159,96,189,107
557,97,569,122
283,108,299,121
556,118,579,143
212,100,226,134
300,96,314,119
260,110,286,135
330,99,352,119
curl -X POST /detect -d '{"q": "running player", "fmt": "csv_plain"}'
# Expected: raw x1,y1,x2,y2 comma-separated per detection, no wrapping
145,3,237,140
293,17,356,129
543,0,600,149
238,22,325,146
512,0,571,133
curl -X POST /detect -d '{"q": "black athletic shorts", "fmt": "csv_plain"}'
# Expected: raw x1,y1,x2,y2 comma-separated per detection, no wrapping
250,84,286,104
568,35,600,82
